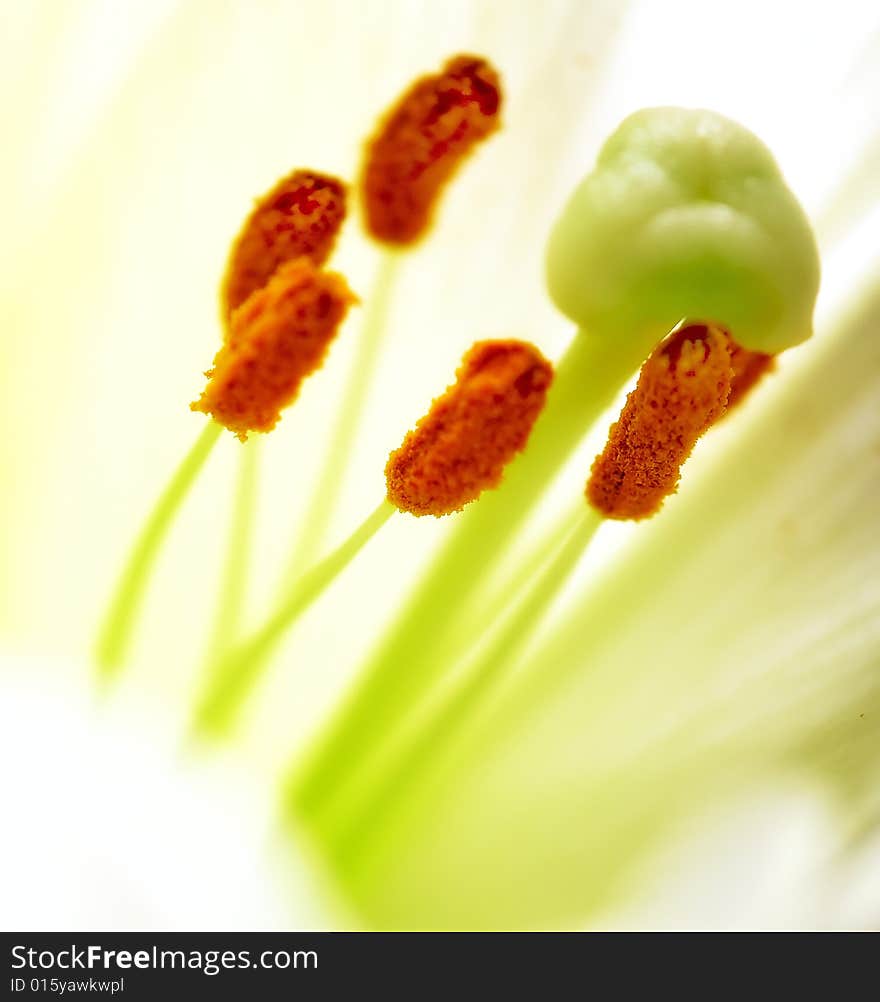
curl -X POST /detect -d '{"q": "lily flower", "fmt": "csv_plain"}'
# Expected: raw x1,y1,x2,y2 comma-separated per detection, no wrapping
1,0,879,932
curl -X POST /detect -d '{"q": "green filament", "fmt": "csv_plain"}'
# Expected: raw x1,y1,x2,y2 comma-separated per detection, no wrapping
201,439,260,666
95,421,222,678
194,499,395,736
283,253,401,579
301,507,604,861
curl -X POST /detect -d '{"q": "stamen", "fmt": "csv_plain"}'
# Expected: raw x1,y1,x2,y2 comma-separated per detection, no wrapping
194,500,394,737
727,341,776,412
192,257,356,440
362,54,501,244
95,422,222,676
386,340,553,516
222,170,347,316
587,324,734,520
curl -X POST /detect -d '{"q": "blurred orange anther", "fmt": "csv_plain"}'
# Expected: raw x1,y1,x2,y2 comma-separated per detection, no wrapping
193,257,356,440
386,340,552,516
587,324,734,520
726,341,775,412
222,170,347,317
362,54,502,245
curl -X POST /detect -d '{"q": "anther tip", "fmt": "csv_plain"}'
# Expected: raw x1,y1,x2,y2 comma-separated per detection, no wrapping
222,169,348,319
361,53,502,246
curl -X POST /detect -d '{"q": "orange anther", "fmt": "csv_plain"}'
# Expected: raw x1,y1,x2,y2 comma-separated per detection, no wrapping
193,257,356,440
362,55,501,245
587,324,734,520
726,342,775,412
222,170,347,317
386,340,552,516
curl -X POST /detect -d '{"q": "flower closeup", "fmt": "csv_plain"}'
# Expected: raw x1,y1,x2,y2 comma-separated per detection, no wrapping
1,0,879,936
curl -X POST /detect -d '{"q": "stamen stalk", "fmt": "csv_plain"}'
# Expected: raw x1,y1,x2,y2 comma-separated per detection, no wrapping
201,439,260,666
283,252,401,577
95,421,222,677
193,499,395,735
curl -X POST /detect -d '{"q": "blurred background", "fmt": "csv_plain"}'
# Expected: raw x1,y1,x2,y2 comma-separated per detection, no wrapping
1,0,878,929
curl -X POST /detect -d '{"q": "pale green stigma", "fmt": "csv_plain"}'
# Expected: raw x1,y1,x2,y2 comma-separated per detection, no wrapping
546,107,820,355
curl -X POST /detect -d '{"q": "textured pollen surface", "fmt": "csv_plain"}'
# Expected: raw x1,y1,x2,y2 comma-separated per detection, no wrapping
362,54,501,245
587,324,734,520
386,340,553,516
222,170,347,316
193,257,356,440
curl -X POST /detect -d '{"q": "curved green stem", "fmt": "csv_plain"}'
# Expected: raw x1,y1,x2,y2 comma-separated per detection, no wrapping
95,421,222,679
283,253,401,581
193,499,395,737
291,326,652,815
201,439,260,666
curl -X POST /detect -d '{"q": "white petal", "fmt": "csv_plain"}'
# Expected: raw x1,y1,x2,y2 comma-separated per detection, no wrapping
0,653,330,929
